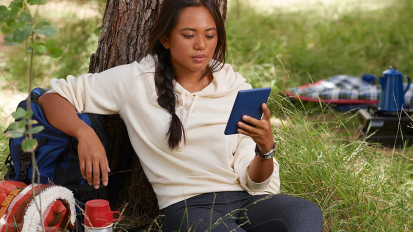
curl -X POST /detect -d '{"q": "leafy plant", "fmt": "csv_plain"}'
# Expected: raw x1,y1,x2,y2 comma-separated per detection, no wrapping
0,0,62,152
0,0,63,231
1,0,62,57
5,107,44,151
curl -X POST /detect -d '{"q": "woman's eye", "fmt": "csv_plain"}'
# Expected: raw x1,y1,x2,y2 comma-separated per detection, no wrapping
206,35,215,39
183,35,194,38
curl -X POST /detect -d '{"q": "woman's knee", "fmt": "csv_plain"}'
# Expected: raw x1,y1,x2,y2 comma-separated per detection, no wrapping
242,194,323,232
282,196,323,231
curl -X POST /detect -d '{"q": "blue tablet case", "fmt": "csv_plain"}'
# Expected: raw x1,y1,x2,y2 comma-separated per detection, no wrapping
224,87,272,135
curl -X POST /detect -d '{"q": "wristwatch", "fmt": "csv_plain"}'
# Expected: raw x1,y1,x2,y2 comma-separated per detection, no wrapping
255,142,276,160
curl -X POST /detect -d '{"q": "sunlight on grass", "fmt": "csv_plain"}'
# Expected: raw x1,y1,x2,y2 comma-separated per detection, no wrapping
241,0,393,15
269,95,413,231
226,0,413,93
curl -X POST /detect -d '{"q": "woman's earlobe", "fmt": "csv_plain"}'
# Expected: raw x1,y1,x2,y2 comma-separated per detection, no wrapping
160,37,170,49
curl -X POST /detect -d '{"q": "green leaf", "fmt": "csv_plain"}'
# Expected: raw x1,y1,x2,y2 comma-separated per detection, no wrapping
12,24,33,42
35,21,50,29
18,12,33,23
4,34,22,46
49,47,63,58
8,0,22,19
27,126,44,135
24,110,33,118
8,6,19,19
45,39,57,49
10,0,23,9
12,107,26,119
1,24,13,34
14,21,26,30
7,122,20,130
0,6,9,22
22,139,38,152
35,21,57,38
27,119,38,125
7,121,26,132
27,0,46,5
17,120,26,129
31,42,47,54
6,20,15,27
4,130,24,139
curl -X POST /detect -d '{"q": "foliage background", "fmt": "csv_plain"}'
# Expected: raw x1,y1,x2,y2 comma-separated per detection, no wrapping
1,0,412,230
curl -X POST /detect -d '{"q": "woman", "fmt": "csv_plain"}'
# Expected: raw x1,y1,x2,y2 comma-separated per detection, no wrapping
39,0,323,231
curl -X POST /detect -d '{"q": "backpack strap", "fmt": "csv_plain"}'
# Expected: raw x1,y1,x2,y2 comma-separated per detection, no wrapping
0,187,23,218
16,146,31,183
16,137,49,183
3,154,15,180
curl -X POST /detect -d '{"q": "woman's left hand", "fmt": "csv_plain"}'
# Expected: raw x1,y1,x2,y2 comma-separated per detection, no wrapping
237,103,274,153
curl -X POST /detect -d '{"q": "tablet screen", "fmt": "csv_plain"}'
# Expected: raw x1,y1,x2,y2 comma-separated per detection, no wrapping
224,87,271,135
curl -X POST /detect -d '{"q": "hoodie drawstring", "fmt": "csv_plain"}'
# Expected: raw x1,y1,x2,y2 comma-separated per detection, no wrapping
178,92,199,151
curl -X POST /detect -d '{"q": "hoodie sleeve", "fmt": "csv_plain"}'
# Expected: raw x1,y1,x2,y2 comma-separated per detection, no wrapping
47,61,146,114
233,133,281,194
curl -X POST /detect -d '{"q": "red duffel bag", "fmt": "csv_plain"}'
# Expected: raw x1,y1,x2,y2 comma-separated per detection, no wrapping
0,180,76,232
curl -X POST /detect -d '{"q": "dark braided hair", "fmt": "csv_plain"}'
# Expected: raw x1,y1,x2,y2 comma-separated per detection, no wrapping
148,0,227,150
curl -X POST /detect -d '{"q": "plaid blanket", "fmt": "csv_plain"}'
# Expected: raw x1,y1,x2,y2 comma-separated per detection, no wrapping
287,75,413,104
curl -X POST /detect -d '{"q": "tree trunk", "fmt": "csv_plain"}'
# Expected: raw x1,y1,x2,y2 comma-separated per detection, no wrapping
88,0,228,227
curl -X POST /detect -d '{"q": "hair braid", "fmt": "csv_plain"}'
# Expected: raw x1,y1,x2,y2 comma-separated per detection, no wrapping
155,50,186,150
148,0,227,150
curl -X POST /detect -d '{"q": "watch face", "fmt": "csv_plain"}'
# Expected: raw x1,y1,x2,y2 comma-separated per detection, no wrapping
263,155,272,160
255,143,276,159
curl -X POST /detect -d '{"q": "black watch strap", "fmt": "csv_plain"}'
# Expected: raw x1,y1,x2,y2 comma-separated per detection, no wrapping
255,142,276,160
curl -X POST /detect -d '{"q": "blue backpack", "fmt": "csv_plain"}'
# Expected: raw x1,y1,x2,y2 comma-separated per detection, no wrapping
4,87,113,204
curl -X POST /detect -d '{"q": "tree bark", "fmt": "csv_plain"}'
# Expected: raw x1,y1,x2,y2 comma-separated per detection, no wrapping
88,0,227,227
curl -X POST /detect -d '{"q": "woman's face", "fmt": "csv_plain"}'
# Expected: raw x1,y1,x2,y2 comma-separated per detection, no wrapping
160,6,218,78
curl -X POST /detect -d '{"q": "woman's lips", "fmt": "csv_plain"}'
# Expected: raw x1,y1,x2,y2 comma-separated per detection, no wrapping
192,54,207,63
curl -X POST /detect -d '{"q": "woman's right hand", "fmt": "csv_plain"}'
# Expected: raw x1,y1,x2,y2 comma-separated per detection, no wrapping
76,126,110,189
38,93,109,189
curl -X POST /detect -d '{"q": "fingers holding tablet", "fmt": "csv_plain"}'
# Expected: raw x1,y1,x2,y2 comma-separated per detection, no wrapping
224,88,272,135
237,103,274,152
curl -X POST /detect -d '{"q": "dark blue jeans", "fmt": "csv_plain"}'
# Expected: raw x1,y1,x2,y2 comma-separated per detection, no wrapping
160,191,323,232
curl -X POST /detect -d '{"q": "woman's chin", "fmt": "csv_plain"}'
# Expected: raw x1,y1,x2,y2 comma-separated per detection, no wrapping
188,64,209,72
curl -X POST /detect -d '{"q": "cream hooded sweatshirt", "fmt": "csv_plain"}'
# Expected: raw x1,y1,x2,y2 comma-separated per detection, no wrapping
48,55,280,209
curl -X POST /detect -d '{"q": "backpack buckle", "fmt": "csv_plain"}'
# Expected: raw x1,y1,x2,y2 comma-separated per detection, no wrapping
14,137,48,184
17,150,31,183
18,152,31,161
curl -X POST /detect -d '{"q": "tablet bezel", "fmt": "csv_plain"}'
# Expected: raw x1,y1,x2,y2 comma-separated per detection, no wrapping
224,87,271,135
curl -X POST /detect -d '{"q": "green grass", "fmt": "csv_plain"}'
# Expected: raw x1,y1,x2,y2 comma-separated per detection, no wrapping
0,125,9,178
226,0,413,91
227,1,413,230
270,96,413,231
1,0,413,231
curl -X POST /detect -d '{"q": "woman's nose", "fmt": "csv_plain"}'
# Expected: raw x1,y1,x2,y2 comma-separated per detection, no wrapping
194,36,206,51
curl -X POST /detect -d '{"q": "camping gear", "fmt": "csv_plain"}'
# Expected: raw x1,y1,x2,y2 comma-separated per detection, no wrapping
287,73,413,112
358,67,413,147
85,226,114,232
358,107,413,147
4,88,113,201
361,74,376,85
286,74,381,105
84,199,121,228
0,180,76,232
3,87,114,231
379,66,411,112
